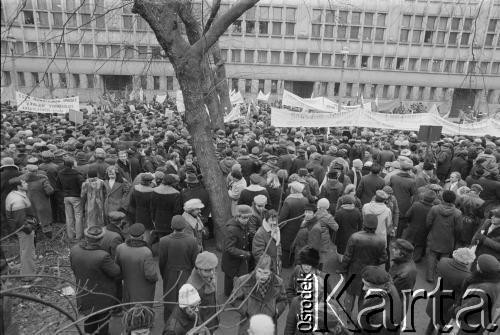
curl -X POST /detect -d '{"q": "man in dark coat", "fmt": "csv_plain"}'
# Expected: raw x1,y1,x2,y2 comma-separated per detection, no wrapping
356,163,385,205
1,158,22,228
436,143,453,182
290,148,308,175
424,247,474,335
222,204,252,296
87,148,110,179
238,174,269,207
389,239,417,306
403,190,436,262
116,223,157,305
159,215,199,321
180,173,211,225
39,151,65,224
116,150,141,183
163,283,207,335
340,214,388,313
70,226,121,335
426,190,462,283
471,207,500,261
100,211,125,258
278,146,295,175
319,170,344,214
389,156,417,237
450,150,469,179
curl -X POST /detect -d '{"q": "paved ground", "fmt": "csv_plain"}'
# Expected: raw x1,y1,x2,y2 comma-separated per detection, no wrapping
108,245,434,335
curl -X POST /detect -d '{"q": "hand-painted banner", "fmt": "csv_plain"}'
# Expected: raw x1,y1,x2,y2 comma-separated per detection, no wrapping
282,90,366,113
156,94,167,104
257,90,270,101
224,106,242,123
16,91,79,114
271,107,500,136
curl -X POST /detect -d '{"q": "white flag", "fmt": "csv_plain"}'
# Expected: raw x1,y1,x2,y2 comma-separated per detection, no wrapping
156,94,167,104
257,90,270,102
230,91,244,105
176,90,185,114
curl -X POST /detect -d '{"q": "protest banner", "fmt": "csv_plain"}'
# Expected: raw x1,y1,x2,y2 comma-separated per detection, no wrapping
16,91,79,114
156,94,167,104
257,90,270,101
176,90,185,114
224,106,242,123
68,109,84,125
230,91,244,105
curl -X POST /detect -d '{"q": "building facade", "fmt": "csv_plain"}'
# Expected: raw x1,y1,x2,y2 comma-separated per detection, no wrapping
1,0,500,117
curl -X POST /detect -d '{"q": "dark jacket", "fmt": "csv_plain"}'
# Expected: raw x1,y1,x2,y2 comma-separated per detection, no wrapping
427,203,462,254
116,158,141,183
389,255,417,301
389,171,417,218
279,195,308,254
25,173,54,227
221,218,251,278
104,180,130,214
474,220,500,260
186,268,218,330
56,167,85,198
87,160,110,179
99,224,123,258
356,173,385,205
70,241,121,314
181,184,211,221
38,161,59,188
151,186,182,234
319,179,344,213
129,185,154,230
436,150,452,178
163,306,199,335
334,205,362,254
404,199,434,247
450,156,469,178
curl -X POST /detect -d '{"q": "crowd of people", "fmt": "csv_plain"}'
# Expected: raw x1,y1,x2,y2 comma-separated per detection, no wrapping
1,98,500,335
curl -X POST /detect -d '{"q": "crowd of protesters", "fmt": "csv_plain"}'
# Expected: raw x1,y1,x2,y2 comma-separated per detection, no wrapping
1,97,499,335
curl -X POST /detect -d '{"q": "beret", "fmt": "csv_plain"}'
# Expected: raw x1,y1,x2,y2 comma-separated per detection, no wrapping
129,223,146,237
84,226,105,240
195,251,218,269
382,186,393,195
394,239,414,253
423,190,437,203
362,265,391,286
375,190,389,200
250,173,264,185
477,254,500,274
108,211,126,221
237,205,252,215
171,215,187,230
253,194,267,205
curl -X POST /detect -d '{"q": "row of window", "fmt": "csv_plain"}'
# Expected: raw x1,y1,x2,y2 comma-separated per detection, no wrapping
221,49,500,75
11,0,104,12
1,71,176,91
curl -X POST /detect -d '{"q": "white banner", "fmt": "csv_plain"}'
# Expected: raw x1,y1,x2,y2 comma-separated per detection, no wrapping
156,94,167,104
16,91,79,114
257,90,270,101
69,109,84,125
271,107,500,136
176,90,185,114
282,90,366,113
224,106,242,123
230,91,244,105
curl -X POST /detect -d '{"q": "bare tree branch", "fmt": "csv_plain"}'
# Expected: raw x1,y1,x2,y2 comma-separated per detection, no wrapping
202,0,221,35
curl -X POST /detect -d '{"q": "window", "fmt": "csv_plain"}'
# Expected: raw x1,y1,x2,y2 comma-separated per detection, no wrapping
110,45,120,58
436,31,446,44
456,61,465,73
18,72,26,86
325,10,335,23
451,18,460,30
24,11,35,25
350,26,359,39
418,87,424,100
273,7,282,20
324,24,334,38
37,0,48,9
59,73,67,88
444,60,453,72
31,72,39,84
258,50,267,63
272,22,281,35
245,50,254,63
81,13,92,28
377,13,386,26
430,87,436,100
51,0,61,10
461,33,470,46
492,62,500,74
406,86,413,99
382,85,389,98
384,57,393,69
27,42,38,56
337,26,347,39
448,32,458,45
73,74,80,88
375,28,385,41
246,7,256,20
96,15,105,29
309,53,319,66
352,12,361,25
485,34,495,46
408,58,417,71
488,19,497,32
468,61,476,73
463,18,473,31
312,9,322,23
320,82,328,96
167,76,174,90
297,52,306,65
338,11,347,24
414,16,423,28
124,46,134,59
246,21,255,34
66,0,75,11
369,85,376,98
83,44,93,57
286,8,296,21
232,49,241,63
137,17,149,31
245,79,252,93
52,12,63,27
347,55,357,68
432,60,441,72
97,45,107,58
365,12,374,26
394,85,400,99
259,21,268,34
271,80,278,93
359,84,365,97
285,23,295,35
400,29,409,42
345,83,353,97
402,15,411,27
424,31,433,43
322,54,331,66
412,30,421,43
396,58,405,70
0,42,7,54
220,49,227,62
67,13,77,28
479,62,488,74
439,17,448,29
426,16,436,29
420,59,429,72
153,76,160,90
334,82,340,96
311,24,321,37
260,7,269,20
86,74,94,88
231,78,239,91
55,44,66,57
361,56,368,68
13,42,24,55
69,44,79,57
258,79,265,92
123,15,134,30
372,56,381,69
271,51,280,64
232,20,242,33
38,11,49,26
284,52,293,64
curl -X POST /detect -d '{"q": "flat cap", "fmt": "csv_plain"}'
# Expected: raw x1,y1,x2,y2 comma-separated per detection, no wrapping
237,204,252,215
394,239,414,253
195,251,218,269
363,214,378,229
171,215,187,230
375,190,389,200
84,226,105,240
362,265,391,286
129,223,146,237
108,211,126,221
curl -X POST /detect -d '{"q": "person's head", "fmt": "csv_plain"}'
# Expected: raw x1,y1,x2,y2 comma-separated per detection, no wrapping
170,215,187,232
375,190,389,203
442,190,456,204
264,210,278,228
289,181,304,194
491,207,500,225
231,170,243,181
253,195,267,214
255,254,273,284
469,184,483,196
169,152,180,163
184,154,193,166
123,304,155,335
195,251,218,284
236,205,252,224
343,184,356,195
63,157,75,168
141,173,154,186
183,198,204,216
178,284,201,318
9,177,28,192
317,198,330,211
106,165,117,179
452,248,476,267
298,246,320,273
449,171,461,183
129,223,146,240
370,163,381,175
248,314,275,335
476,254,500,276
162,173,177,186
363,214,378,232
118,150,128,161
84,226,105,242
352,159,363,171
391,239,414,259
303,203,316,221
108,211,126,228
423,161,434,173
361,266,391,292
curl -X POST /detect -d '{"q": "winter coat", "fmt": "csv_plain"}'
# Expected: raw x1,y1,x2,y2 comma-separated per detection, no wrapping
232,273,287,333
278,154,294,174
87,160,110,180
116,239,157,304
70,241,121,314
278,195,308,254
362,201,392,242
312,209,337,263
340,230,387,295
4,190,34,233
334,204,362,254
347,168,362,189
389,171,417,218
56,167,85,198
159,230,199,319
474,220,500,260
237,155,259,182
238,185,269,207
376,150,395,167
319,179,344,214
252,225,281,273
403,200,433,247
129,185,154,230
425,257,471,324
477,176,500,214
104,179,130,214
356,173,386,205
228,178,247,216
222,219,251,277
116,158,141,183
1,167,22,221
219,156,238,176
81,177,106,227
163,306,199,335
151,185,182,234
307,159,325,185
291,217,319,262
426,203,462,254
186,268,218,330
38,162,59,188
99,224,123,258
436,150,452,178
25,173,54,227
181,184,211,221
389,255,417,301
450,156,469,178
266,185,283,212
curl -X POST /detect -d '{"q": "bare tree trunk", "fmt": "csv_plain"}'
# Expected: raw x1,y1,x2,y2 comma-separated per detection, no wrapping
211,44,231,118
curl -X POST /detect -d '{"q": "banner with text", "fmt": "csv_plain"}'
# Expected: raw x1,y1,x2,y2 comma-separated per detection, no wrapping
16,92,79,114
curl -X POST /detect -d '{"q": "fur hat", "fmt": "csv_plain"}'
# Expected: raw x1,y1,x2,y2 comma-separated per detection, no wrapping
452,248,476,265
195,251,218,269
477,254,500,274
362,265,391,286
84,226,105,240
178,284,201,308
129,223,145,237
298,246,320,268
317,198,330,209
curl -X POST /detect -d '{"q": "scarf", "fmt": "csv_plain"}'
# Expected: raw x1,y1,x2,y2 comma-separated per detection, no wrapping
256,276,273,298
262,218,280,245
351,167,359,186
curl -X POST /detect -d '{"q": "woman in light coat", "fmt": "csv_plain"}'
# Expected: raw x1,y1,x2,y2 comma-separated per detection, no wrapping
228,170,247,217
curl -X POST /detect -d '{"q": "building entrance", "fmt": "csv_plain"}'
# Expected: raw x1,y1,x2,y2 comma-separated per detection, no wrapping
450,89,477,118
